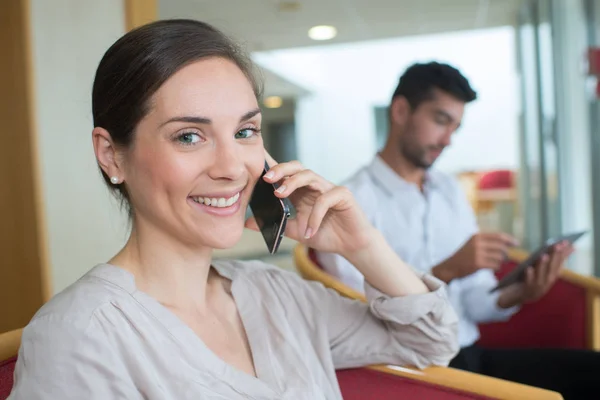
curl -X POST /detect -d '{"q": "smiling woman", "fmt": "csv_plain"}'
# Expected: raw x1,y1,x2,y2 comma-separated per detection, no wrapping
7,19,459,400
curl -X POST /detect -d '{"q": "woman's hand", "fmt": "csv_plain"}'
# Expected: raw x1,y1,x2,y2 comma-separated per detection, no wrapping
245,154,375,261
245,154,429,297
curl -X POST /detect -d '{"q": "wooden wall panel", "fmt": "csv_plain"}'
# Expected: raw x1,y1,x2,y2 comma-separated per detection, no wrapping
0,0,51,333
124,0,157,31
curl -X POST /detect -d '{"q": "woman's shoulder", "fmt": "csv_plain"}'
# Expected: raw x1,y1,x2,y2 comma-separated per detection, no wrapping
25,264,137,335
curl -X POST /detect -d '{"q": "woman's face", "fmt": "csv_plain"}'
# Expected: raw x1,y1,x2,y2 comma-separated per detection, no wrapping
118,57,264,249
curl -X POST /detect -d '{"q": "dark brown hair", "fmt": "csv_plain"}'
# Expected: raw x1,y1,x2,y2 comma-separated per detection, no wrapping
92,19,262,212
391,62,477,109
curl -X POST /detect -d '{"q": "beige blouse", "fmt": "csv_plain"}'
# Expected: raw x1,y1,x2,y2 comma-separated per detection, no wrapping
9,259,458,399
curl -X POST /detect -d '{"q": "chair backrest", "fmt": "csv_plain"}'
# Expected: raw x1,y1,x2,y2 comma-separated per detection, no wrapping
336,368,494,400
478,259,587,349
0,329,21,400
478,170,514,190
293,245,366,302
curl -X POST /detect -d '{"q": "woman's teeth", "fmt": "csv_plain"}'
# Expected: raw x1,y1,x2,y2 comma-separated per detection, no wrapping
191,192,240,208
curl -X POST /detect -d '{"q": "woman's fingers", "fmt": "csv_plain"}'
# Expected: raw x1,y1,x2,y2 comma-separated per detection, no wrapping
263,160,305,182
262,155,335,195
272,169,334,197
305,187,352,239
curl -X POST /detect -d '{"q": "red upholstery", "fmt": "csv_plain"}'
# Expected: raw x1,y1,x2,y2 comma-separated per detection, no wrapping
478,170,514,190
0,357,16,400
478,260,587,349
308,248,320,268
336,368,494,399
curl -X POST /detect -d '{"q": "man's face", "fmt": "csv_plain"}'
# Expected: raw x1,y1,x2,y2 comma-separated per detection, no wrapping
396,88,465,169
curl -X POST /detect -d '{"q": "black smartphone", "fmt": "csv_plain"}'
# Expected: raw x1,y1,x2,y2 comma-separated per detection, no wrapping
248,162,292,254
490,230,587,292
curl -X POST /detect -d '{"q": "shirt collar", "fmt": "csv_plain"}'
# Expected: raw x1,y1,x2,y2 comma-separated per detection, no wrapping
368,155,439,196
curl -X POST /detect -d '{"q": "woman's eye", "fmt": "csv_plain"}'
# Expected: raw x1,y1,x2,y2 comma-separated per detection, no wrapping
177,132,201,145
235,128,258,139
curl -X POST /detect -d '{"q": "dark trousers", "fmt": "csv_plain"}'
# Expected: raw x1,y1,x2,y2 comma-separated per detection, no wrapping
449,345,600,400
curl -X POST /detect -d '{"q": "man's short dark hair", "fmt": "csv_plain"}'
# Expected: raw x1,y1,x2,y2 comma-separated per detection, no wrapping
391,62,477,109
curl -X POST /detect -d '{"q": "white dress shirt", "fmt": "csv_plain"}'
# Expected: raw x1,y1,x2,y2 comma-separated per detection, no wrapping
317,156,518,348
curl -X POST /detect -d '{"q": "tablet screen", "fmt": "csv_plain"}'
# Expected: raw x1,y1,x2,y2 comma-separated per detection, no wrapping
490,230,587,292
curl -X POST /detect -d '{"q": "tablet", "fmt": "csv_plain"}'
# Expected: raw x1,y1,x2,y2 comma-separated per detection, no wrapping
490,230,587,292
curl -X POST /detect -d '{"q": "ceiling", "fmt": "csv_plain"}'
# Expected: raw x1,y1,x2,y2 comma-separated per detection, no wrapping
158,0,522,99
257,66,310,98
159,0,522,52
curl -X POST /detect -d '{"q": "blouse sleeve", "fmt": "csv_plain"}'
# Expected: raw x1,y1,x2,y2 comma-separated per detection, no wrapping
272,268,459,370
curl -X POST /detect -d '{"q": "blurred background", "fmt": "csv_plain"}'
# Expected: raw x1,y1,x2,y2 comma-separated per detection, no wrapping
3,0,600,332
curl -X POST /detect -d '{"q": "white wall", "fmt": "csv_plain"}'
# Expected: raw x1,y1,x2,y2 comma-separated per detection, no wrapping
254,27,520,184
30,0,129,293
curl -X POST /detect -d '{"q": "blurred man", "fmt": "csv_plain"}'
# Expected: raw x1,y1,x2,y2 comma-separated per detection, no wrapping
317,62,599,399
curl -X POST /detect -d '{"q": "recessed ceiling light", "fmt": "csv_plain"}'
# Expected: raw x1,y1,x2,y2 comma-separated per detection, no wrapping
308,25,337,41
278,1,301,12
264,96,283,109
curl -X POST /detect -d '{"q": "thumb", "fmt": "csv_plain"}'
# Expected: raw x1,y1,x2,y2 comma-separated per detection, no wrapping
245,216,259,232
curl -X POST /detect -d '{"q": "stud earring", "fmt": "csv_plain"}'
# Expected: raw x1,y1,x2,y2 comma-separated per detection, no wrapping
110,176,119,185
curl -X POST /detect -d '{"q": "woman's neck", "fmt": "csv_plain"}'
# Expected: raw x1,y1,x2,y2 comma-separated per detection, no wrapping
110,218,218,312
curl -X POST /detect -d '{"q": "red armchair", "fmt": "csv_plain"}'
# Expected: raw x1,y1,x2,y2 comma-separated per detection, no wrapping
478,248,600,350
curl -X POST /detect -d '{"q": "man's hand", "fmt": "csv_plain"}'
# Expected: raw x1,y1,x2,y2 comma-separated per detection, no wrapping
498,241,574,308
432,232,518,283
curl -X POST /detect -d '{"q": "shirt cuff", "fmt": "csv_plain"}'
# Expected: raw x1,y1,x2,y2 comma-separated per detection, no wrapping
365,274,458,326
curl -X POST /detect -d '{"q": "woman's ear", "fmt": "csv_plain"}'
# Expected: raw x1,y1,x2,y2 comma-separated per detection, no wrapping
390,96,410,127
92,127,125,183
